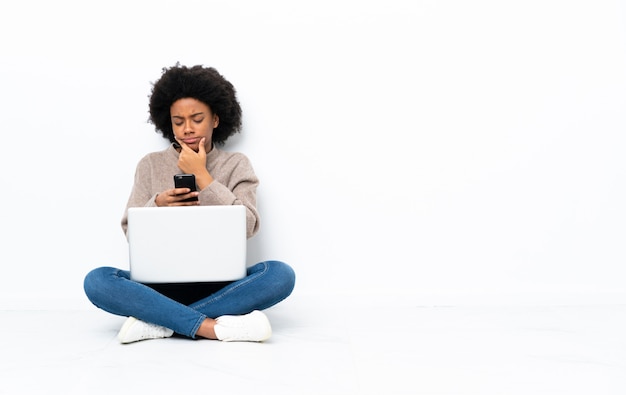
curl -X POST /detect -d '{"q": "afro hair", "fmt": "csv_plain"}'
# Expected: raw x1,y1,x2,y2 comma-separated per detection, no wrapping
148,64,242,146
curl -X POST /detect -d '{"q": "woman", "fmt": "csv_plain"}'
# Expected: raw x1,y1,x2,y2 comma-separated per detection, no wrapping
84,64,296,344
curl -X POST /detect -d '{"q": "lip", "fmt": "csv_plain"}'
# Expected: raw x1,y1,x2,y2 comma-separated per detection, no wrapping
181,137,201,145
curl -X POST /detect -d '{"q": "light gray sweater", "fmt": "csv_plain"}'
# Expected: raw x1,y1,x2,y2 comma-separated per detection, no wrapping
121,144,260,238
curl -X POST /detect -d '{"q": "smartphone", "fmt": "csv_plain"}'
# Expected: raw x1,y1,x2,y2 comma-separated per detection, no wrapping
173,174,198,202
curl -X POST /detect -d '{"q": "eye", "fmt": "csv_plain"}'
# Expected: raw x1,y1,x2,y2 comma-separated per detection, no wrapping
193,117,204,124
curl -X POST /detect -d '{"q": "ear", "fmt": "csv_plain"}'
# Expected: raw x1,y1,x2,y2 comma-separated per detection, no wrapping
213,114,219,128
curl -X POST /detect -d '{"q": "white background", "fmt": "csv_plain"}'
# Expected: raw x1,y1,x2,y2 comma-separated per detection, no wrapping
0,0,625,309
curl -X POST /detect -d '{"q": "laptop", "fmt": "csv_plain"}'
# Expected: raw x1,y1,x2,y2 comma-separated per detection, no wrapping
127,205,247,283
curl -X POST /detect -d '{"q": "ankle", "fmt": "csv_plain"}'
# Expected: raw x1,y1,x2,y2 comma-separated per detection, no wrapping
195,318,218,339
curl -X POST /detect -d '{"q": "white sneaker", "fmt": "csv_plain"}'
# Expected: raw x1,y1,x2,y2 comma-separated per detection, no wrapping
214,310,272,342
117,316,174,344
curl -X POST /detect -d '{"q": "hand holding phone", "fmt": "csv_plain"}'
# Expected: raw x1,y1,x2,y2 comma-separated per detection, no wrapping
173,174,199,202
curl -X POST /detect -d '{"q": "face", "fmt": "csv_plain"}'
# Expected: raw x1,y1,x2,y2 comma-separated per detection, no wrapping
170,98,219,152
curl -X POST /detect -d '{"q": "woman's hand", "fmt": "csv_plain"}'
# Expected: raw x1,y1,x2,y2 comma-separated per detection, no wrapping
177,137,207,173
155,188,200,207
176,137,214,190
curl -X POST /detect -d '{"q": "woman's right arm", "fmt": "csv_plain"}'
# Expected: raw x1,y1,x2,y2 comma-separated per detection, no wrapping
120,157,158,236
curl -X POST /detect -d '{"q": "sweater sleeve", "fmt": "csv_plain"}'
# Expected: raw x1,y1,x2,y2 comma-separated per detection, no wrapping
120,155,158,237
199,153,261,238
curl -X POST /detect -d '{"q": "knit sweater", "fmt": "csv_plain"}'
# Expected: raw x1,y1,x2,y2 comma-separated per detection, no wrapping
121,144,260,239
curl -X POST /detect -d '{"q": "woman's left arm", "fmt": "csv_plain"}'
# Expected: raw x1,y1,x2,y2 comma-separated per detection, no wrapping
198,154,261,238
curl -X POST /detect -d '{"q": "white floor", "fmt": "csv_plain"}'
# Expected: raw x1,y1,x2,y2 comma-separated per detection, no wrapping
1,293,625,395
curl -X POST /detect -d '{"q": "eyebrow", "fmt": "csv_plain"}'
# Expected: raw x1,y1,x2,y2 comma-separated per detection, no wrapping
171,112,205,119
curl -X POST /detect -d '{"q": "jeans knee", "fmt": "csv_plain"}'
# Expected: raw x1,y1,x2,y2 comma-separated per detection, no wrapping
267,260,296,298
83,266,116,304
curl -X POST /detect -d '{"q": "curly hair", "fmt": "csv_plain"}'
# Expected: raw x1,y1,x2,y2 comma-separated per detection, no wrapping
148,64,242,146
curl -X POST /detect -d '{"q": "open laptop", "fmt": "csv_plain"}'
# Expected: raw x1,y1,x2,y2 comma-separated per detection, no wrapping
127,205,247,283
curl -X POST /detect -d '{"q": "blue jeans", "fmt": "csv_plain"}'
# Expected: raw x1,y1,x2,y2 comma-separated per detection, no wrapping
83,261,295,338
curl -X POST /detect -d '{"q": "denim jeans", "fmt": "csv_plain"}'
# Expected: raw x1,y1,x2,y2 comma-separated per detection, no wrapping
83,260,295,338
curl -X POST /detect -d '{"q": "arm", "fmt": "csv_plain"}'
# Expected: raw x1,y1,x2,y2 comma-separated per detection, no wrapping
198,154,261,239
119,153,198,235
177,139,261,238
120,156,158,236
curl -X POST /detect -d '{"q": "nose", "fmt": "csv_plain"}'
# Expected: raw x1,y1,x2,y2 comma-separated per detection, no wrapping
183,120,194,134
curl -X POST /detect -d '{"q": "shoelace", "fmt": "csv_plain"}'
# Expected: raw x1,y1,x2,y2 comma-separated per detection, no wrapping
138,321,170,338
